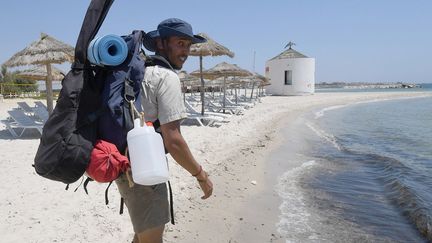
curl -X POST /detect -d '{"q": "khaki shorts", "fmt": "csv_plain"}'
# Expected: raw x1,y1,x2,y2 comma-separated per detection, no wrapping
115,174,170,233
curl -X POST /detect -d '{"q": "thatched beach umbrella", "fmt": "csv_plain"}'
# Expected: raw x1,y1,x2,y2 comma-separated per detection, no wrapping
191,62,251,79
255,73,271,96
16,65,65,81
179,70,200,84
209,76,243,102
3,33,74,114
241,72,269,100
189,33,235,115
178,71,201,102
191,62,252,111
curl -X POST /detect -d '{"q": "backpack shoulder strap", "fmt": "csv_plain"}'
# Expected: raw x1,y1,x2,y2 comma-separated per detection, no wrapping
142,57,172,132
145,55,175,71
124,30,145,102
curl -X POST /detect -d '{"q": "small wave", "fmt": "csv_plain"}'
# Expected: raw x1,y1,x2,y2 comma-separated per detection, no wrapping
313,96,424,120
314,104,348,119
348,151,432,241
375,153,432,241
306,121,344,151
360,152,412,173
275,160,318,239
386,178,432,241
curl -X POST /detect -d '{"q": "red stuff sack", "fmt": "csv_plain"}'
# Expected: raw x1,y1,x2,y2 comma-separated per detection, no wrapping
86,140,130,183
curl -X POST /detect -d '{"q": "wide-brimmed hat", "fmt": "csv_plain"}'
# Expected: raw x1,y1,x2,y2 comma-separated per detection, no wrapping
143,18,206,52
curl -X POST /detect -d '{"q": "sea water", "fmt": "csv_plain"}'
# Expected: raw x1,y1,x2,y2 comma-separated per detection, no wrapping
274,94,432,242
315,83,432,93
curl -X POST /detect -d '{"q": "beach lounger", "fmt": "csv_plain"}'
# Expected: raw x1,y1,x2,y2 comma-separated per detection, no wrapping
182,113,224,127
184,100,232,119
222,96,254,109
205,100,244,115
204,94,253,110
2,110,43,138
32,106,49,124
17,101,35,115
239,94,261,104
34,101,48,110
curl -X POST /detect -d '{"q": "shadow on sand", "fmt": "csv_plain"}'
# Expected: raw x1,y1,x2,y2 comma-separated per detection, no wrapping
0,128,41,140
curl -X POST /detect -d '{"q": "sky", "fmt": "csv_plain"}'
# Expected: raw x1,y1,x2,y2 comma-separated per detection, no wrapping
0,0,431,83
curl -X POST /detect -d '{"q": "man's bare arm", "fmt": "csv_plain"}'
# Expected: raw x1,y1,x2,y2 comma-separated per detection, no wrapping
160,120,213,199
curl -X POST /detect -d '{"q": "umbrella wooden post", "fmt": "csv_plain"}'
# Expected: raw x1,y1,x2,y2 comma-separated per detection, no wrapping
250,82,255,101
182,81,186,104
235,86,238,104
199,56,205,115
45,63,54,114
223,76,226,113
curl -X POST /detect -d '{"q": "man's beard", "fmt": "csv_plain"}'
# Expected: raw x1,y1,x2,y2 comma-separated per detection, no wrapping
171,62,182,70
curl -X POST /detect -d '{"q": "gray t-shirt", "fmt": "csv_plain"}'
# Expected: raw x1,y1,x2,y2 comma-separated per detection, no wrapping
140,65,187,125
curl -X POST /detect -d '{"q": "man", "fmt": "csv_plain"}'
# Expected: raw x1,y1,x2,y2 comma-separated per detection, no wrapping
115,18,213,243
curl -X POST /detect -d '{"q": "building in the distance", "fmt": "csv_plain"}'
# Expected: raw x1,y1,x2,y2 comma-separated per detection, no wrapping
265,42,315,95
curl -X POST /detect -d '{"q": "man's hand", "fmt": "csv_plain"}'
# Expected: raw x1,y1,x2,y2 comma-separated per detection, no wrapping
196,170,213,199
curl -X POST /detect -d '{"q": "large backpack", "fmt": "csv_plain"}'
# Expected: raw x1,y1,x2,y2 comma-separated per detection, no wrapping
33,0,176,224
34,0,149,184
34,0,114,184
34,0,173,185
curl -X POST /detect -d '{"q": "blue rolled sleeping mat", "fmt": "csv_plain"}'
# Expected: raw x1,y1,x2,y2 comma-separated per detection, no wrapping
87,34,128,66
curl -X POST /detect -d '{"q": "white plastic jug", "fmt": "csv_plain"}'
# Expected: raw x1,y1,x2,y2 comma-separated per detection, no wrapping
127,118,169,185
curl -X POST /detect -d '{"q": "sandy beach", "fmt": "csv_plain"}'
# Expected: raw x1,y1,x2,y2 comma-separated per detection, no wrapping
0,91,431,243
